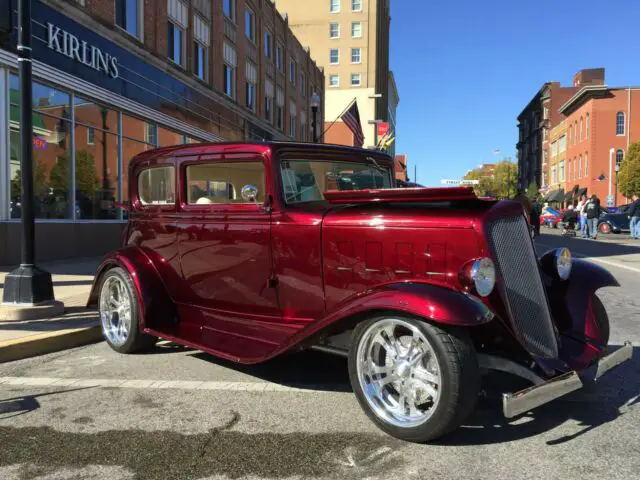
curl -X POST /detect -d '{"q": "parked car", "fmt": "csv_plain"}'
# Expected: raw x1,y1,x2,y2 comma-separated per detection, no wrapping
540,207,562,228
598,210,631,234
88,142,632,443
603,203,630,214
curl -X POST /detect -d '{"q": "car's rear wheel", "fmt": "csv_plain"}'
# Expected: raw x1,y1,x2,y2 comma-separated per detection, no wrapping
99,267,157,353
591,294,610,345
348,315,479,443
598,222,612,234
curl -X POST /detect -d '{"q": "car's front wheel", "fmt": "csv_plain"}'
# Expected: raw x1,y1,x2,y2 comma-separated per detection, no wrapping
98,267,157,353
598,222,612,234
348,315,479,443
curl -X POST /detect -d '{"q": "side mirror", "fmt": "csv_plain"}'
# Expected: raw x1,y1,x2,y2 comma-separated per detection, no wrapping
241,184,258,202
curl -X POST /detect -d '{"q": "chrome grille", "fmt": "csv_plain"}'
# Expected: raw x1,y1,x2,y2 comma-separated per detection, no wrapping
486,215,559,358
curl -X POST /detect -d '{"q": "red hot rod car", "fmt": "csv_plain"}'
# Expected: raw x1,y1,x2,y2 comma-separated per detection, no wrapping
88,142,632,443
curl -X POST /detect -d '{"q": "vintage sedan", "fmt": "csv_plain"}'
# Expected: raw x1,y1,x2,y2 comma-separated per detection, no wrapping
88,142,632,443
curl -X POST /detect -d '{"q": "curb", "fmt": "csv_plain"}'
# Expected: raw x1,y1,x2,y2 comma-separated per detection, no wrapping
0,323,103,364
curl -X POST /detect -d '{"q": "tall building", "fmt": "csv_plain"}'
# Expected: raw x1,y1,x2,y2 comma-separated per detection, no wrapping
0,0,324,264
516,68,604,194
557,83,640,207
273,0,396,150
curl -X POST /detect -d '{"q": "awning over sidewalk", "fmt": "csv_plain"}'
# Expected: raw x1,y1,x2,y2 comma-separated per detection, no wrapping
576,187,588,198
545,189,564,202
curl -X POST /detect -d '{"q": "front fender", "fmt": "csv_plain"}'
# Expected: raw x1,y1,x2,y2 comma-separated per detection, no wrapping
546,258,618,346
86,247,177,330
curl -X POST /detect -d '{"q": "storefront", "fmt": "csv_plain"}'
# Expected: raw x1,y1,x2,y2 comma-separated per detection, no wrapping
0,1,282,264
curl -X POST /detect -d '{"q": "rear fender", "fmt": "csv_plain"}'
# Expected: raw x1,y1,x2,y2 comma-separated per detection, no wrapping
547,258,618,346
86,247,177,330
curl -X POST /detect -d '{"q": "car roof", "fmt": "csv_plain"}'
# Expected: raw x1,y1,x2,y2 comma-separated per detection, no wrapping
129,141,394,168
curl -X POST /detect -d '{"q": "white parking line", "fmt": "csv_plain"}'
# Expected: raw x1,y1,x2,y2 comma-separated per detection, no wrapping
537,241,640,274
0,376,337,393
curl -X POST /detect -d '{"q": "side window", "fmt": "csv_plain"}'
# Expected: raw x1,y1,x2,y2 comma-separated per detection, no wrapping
186,161,265,205
138,166,175,205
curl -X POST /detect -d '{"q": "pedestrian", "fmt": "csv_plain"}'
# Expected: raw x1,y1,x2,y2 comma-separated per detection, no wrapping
530,195,542,237
585,194,601,239
629,193,640,239
576,194,588,238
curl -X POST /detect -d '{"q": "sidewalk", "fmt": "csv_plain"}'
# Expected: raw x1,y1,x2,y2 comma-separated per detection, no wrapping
0,257,103,363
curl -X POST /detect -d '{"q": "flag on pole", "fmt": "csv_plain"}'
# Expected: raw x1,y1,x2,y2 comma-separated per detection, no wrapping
340,100,365,147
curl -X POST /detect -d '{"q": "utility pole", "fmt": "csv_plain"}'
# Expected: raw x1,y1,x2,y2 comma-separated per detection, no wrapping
2,0,62,317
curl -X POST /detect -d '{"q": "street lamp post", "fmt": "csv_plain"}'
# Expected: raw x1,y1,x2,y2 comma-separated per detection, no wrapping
2,0,58,309
311,92,320,143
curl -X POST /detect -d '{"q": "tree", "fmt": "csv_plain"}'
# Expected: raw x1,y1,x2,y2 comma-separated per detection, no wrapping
464,160,518,199
617,141,640,198
526,181,539,200
49,150,99,197
10,161,48,201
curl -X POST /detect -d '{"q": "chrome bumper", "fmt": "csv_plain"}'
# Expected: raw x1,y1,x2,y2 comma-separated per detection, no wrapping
502,342,633,418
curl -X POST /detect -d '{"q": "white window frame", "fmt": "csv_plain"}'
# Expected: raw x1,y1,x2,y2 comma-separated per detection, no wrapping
87,127,95,145
351,21,362,38
350,73,361,87
330,0,340,13
329,48,339,65
616,111,625,136
352,0,362,12
351,47,361,64
116,0,144,41
329,74,340,87
329,23,340,39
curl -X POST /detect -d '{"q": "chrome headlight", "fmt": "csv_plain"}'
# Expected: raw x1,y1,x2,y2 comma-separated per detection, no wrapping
555,248,572,280
470,257,496,297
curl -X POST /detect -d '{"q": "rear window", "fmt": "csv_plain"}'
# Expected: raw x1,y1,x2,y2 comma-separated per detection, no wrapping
138,166,175,205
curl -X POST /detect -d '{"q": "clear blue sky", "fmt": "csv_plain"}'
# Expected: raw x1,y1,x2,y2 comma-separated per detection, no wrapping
391,0,640,186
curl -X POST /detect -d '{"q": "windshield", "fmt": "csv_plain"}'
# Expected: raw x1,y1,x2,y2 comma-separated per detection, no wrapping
280,159,393,204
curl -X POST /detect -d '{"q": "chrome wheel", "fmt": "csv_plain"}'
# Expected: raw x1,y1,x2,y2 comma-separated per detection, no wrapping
356,318,442,428
99,275,132,348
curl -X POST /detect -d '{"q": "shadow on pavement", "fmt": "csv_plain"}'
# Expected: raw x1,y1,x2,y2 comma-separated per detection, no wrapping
0,387,95,420
190,349,352,392
535,233,640,260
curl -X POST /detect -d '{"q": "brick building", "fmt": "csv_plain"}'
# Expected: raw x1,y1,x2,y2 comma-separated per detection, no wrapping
516,69,604,194
0,0,325,264
559,84,640,207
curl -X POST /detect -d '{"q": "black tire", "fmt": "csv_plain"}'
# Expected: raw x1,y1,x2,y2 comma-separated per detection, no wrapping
591,294,610,345
348,314,479,443
98,267,157,354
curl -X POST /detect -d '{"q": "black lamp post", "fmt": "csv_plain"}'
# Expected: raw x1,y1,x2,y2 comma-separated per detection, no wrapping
2,0,56,306
311,92,320,143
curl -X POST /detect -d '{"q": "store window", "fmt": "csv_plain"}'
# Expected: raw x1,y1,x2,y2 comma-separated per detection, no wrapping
116,0,142,39
121,114,158,202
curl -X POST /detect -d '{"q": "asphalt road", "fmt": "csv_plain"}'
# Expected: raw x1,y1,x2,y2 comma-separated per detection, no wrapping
1,233,639,480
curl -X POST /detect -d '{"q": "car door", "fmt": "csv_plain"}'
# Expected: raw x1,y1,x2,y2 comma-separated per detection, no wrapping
177,155,282,358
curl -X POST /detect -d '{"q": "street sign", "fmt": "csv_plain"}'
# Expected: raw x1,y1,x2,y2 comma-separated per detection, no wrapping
441,179,479,185
606,195,615,207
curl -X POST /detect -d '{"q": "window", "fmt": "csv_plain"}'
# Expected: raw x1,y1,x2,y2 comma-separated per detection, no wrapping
330,0,340,13
579,117,583,142
223,0,235,21
578,156,582,178
290,114,296,138
616,149,624,167
351,73,361,86
138,167,175,205
329,48,339,64
584,152,588,177
224,64,235,98
276,44,283,71
265,96,273,122
616,112,625,135
551,140,557,157
300,112,307,141
559,160,565,182
276,88,284,131
352,0,362,11
568,126,572,145
586,113,590,139
116,0,141,39
144,123,158,145
559,134,566,153
167,21,184,65
289,59,296,85
551,166,557,185
330,23,340,38
245,8,255,42
573,157,577,180
351,48,361,63
329,74,339,87
574,121,578,144
246,82,256,111
300,72,306,98
281,159,392,204
543,106,549,120
351,22,362,37
264,30,273,60
194,41,207,80
186,162,265,205
246,61,257,111
87,127,95,145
